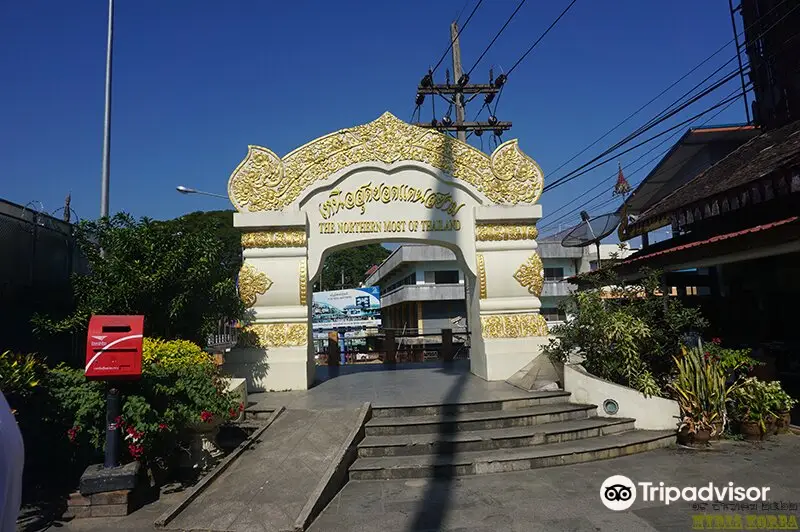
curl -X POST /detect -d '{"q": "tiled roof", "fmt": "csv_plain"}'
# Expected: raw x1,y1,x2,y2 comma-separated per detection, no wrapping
634,119,800,225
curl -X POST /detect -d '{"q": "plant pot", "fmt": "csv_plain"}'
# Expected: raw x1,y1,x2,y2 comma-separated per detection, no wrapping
180,416,225,471
740,420,763,441
693,428,712,445
677,426,692,445
777,411,792,434
711,421,724,440
766,417,778,436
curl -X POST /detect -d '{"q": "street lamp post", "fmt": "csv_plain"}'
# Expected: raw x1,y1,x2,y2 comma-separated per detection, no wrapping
175,186,229,200
100,0,114,218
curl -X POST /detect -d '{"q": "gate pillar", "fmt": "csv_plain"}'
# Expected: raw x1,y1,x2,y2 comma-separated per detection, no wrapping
472,205,548,381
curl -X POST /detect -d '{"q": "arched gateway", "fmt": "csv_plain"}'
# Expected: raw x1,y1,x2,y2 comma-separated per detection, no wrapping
226,112,549,390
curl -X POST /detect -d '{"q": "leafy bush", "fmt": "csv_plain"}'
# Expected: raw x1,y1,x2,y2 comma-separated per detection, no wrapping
544,269,707,396
0,350,45,412
729,378,775,432
26,338,240,469
32,212,244,348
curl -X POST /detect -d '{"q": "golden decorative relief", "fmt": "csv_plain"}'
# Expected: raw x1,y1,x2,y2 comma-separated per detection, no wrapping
481,313,548,338
238,264,273,308
476,254,487,299
241,230,307,249
228,112,544,212
318,182,465,220
244,323,307,347
513,253,544,296
299,259,307,306
475,224,539,242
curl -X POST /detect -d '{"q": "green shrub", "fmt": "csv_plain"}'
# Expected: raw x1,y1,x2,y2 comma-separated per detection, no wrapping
41,338,240,467
729,378,775,433
0,350,45,412
544,269,706,396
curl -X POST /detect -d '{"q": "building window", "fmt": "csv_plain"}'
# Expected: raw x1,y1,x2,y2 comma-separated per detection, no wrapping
544,267,565,281
385,272,416,293
434,270,459,284
541,307,566,322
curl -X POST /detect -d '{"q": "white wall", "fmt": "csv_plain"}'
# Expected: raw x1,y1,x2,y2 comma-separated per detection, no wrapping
563,364,679,430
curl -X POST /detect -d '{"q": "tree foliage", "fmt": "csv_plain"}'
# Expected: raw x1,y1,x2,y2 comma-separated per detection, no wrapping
314,244,390,291
544,269,708,396
33,211,244,346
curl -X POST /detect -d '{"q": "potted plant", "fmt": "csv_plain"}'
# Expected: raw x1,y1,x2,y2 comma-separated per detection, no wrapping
765,381,796,434
670,347,730,446
729,378,775,441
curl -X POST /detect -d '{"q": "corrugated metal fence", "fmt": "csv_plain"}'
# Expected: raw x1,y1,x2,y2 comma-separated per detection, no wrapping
0,199,86,362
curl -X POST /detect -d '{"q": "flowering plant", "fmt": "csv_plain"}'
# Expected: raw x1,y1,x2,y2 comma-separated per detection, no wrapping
46,338,238,466
702,338,761,375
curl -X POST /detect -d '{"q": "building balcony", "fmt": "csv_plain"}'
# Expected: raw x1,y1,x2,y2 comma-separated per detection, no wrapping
381,283,465,307
541,279,576,298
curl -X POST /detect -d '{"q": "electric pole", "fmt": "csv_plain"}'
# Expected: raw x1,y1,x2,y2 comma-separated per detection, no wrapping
450,22,467,142
413,22,512,143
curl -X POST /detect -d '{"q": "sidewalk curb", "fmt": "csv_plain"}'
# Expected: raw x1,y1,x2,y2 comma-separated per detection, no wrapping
292,402,372,532
154,406,285,529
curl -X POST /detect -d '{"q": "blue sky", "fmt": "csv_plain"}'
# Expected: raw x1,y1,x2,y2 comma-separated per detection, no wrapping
1,0,747,239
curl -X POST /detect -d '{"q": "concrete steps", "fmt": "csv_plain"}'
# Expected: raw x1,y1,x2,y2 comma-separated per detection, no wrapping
349,392,674,480
365,402,596,436
358,416,637,457
350,429,674,480
370,390,571,418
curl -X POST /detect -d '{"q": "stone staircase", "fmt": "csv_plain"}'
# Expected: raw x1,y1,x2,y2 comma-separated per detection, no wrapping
349,390,673,480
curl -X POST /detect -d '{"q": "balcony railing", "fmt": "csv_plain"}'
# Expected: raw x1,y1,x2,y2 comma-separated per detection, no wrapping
541,279,576,298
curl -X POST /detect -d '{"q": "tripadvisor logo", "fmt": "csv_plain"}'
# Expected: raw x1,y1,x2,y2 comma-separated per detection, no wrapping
600,475,771,511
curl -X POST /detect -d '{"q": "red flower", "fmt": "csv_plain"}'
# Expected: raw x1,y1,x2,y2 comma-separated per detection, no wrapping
200,410,214,423
712,337,721,345
229,408,237,419
67,425,80,443
238,402,245,412
158,423,169,431
128,443,144,459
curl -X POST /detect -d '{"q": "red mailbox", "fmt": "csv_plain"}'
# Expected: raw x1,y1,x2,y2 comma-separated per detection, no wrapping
85,315,144,379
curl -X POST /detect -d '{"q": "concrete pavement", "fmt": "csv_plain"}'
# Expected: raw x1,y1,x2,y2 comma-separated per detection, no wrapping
309,435,800,532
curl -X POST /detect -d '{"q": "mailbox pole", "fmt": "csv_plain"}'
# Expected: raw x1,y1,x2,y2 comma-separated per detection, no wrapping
104,386,121,468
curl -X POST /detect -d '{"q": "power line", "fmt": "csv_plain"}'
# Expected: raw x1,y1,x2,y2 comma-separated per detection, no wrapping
544,6,800,194
429,0,484,77
506,0,578,77
542,0,792,182
543,87,744,194
539,125,688,224
465,0,528,78
539,93,746,234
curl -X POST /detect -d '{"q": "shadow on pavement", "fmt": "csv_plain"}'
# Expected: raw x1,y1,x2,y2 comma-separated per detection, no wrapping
407,363,470,531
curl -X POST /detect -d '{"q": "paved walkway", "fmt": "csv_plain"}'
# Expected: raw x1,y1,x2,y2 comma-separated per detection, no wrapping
166,407,361,532
249,361,532,411
310,436,800,532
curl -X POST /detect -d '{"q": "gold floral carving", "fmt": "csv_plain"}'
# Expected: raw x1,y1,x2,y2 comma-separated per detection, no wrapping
476,254,487,299
299,259,307,306
513,253,544,296
481,313,548,338
245,323,307,347
475,224,539,242
241,230,307,249
228,112,544,212
238,264,273,308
